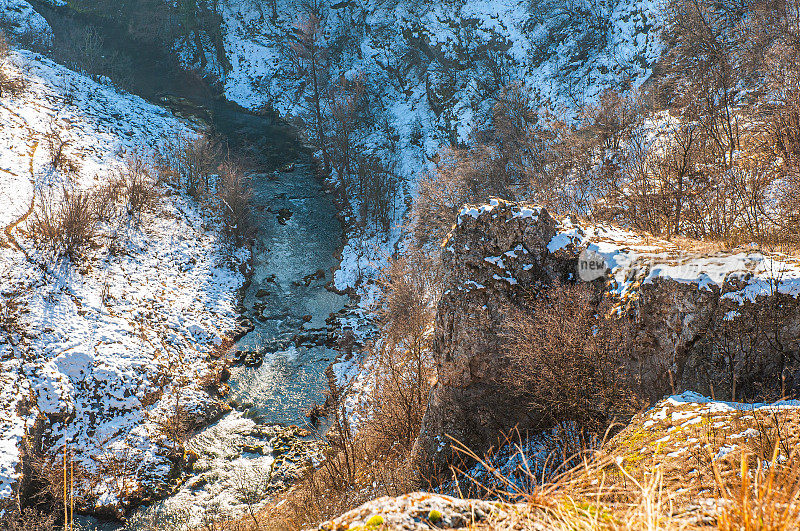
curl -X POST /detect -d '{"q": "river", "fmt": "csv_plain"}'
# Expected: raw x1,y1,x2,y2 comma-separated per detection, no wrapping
30,2,348,527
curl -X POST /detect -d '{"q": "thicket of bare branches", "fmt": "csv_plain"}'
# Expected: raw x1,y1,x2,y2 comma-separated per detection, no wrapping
282,1,331,172
502,282,643,447
154,134,220,198
28,189,97,259
364,249,440,450
43,120,74,173
407,0,800,248
0,30,27,98
217,159,253,245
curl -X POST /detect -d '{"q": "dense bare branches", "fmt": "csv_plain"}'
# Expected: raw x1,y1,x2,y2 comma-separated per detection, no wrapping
28,188,96,260
217,159,253,245
283,2,331,172
502,283,642,444
366,249,439,450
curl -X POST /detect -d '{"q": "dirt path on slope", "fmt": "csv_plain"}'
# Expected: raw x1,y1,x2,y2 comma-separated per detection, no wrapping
3,140,38,251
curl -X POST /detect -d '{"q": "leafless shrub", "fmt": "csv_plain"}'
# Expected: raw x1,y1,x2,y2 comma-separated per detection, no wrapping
150,381,193,460
0,67,28,98
217,160,253,244
18,445,88,528
232,465,274,528
327,73,367,182
91,177,124,223
0,292,23,341
43,120,71,172
28,189,96,259
116,153,159,222
282,3,331,172
0,507,56,531
154,135,220,198
364,249,439,451
0,31,8,61
412,145,512,249
708,289,798,401
355,154,397,232
502,282,642,445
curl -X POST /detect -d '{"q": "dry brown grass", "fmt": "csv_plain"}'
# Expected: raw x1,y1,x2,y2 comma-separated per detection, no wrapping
451,432,800,530
200,401,800,531
28,188,97,259
0,68,28,98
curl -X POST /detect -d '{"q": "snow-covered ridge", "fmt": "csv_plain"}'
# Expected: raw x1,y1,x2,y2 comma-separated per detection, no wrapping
454,199,800,304
0,49,247,512
550,218,800,303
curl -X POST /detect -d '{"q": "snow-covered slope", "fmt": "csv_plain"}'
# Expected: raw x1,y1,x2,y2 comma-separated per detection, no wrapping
213,0,664,294
0,48,247,514
220,0,663,135
0,0,52,48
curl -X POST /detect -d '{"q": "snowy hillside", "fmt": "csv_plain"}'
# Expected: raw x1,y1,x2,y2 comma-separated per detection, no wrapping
220,0,663,140
0,48,247,514
212,0,664,294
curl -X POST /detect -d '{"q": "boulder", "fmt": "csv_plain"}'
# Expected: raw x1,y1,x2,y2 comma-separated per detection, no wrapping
0,0,53,48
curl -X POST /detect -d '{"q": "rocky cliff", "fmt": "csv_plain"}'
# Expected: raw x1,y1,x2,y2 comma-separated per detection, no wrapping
413,199,800,471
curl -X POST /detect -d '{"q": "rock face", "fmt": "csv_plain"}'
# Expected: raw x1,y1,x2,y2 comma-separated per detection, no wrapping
0,0,53,48
412,201,572,472
413,199,800,472
318,492,518,531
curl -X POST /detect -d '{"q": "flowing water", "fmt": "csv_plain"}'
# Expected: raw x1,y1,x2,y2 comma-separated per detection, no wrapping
229,160,345,425
31,3,348,526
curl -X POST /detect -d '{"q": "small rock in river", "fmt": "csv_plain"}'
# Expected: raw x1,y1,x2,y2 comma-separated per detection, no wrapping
276,208,293,224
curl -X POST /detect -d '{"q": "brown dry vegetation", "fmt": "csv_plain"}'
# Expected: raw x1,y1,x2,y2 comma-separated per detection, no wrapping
0,30,29,98
411,0,800,250
501,283,644,453
26,134,252,260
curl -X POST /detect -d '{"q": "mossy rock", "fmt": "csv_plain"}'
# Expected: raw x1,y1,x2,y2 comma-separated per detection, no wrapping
365,515,384,528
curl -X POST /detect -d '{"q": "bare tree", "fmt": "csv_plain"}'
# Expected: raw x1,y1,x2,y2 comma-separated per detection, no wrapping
284,2,331,173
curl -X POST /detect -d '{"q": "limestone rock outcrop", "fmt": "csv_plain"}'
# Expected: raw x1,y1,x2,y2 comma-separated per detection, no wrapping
413,199,800,471
318,492,520,531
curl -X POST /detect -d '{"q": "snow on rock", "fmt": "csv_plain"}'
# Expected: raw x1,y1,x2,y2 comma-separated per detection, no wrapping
318,492,517,531
603,392,800,492
548,219,800,304
0,49,246,514
415,199,800,474
0,0,52,48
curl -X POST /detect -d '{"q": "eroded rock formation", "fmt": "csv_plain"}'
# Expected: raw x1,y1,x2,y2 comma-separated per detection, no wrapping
413,200,800,471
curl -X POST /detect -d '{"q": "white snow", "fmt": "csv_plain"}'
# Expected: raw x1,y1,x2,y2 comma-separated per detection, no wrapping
215,0,665,298
548,220,800,304
0,0,52,48
0,48,247,510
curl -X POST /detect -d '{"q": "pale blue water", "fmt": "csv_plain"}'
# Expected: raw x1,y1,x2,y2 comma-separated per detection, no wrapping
229,161,346,426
